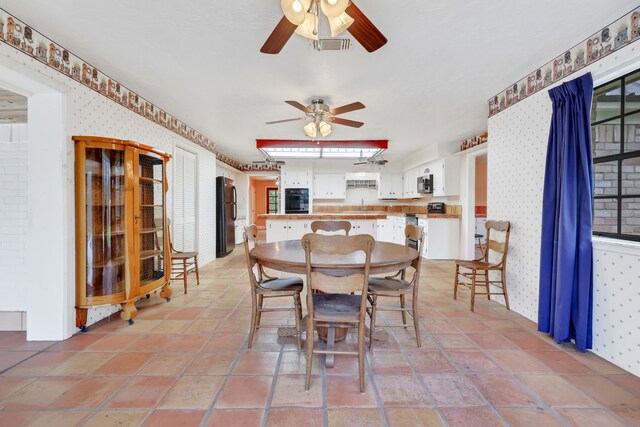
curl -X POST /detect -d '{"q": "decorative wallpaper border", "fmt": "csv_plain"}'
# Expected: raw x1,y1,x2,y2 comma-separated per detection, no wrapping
488,6,640,117
0,7,251,172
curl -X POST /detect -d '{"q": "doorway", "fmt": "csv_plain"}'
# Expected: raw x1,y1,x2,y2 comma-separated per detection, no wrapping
474,154,488,257
248,175,279,229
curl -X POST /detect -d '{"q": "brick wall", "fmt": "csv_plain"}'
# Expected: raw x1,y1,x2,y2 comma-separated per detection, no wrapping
0,124,28,311
593,123,640,236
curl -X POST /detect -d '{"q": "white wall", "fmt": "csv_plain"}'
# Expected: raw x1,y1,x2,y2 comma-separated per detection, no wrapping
0,124,28,318
0,42,219,337
488,43,640,375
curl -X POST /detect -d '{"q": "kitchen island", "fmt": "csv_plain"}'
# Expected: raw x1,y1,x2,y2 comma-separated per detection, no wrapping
258,212,461,259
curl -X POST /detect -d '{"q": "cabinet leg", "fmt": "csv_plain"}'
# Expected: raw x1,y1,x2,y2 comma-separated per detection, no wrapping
160,283,172,302
75,308,88,330
120,300,138,322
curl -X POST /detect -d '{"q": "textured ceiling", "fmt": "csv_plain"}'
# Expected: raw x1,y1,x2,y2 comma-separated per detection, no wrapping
1,0,637,163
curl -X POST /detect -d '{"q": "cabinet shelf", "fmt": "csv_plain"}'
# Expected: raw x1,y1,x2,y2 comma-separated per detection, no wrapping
140,204,163,208
140,249,163,261
139,177,162,184
87,230,126,238
89,257,125,268
86,203,125,207
140,227,163,234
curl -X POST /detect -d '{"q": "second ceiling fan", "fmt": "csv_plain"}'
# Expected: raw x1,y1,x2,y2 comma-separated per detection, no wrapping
266,98,365,137
261,0,387,54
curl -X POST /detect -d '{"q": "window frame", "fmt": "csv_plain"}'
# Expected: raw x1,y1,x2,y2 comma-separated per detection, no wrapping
266,187,279,214
592,68,640,242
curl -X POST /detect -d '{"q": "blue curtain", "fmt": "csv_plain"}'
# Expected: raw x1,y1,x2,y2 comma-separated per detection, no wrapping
538,72,594,352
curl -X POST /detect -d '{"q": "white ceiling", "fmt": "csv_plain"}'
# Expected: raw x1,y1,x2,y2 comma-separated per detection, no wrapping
2,0,637,163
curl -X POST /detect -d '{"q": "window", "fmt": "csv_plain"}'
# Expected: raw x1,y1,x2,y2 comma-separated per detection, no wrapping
267,187,279,214
592,69,640,241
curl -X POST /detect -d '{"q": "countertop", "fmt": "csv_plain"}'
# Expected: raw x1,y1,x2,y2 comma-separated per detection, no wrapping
258,212,461,220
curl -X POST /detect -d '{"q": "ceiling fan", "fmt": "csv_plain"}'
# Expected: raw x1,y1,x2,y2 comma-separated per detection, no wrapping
261,0,387,54
252,157,286,166
266,98,364,137
354,151,388,166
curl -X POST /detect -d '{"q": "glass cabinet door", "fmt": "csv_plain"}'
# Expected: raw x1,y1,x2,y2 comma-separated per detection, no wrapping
138,152,165,286
85,147,126,297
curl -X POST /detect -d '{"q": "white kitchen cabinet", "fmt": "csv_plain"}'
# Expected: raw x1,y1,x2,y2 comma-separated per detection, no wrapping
266,220,289,243
418,218,428,257
266,219,312,242
313,174,346,199
282,170,311,188
376,219,394,243
424,157,460,197
424,217,459,259
390,216,406,244
234,219,247,245
402,167,424,198
350,220,376,237
378,174,403,199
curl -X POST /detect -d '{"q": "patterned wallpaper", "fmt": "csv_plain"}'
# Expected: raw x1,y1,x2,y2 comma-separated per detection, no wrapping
0,7,257,172
489,6,640,117
488,43,640,375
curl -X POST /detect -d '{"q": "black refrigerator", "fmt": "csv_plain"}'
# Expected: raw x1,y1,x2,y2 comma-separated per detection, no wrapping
216,176,237,257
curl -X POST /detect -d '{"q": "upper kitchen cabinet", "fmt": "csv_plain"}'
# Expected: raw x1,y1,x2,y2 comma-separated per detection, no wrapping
402,167,422,198
313,173,346,199
378,174,403,199
426,157,460,197
282,170,311,188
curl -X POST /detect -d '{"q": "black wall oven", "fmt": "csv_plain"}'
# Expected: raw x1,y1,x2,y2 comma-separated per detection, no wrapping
284,188,309,214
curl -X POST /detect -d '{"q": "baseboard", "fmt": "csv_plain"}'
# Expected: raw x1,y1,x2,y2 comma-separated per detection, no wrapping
0,311,27,331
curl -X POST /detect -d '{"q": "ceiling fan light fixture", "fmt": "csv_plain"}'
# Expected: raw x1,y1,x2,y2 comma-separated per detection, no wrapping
320,0,349,18
318,121,333,137
281,0,311,25
303,121,317,137
328,12,354,37
295,12,319,40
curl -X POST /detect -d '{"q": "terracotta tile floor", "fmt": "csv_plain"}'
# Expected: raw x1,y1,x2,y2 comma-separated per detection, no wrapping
1,247,639,426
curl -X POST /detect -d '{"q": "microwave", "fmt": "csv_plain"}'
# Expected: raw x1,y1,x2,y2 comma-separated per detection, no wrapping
417,174,433,194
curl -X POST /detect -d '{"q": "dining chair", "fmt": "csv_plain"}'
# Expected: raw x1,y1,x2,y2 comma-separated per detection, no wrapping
302,232,375,393
454,220,511,311
167,219,200,294
244,225,303,349
310,220,351,235
367,224,424,349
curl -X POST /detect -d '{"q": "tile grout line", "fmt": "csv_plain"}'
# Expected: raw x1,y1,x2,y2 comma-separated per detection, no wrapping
260,341,285,427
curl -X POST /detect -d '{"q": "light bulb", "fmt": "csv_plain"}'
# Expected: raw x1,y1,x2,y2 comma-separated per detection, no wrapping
292,0,303,12
327,0,337,4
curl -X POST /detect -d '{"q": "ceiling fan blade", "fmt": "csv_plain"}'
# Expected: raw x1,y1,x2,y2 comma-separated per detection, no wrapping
330,102,365,116
252,161,267,164
265,117,306,125
353,161,368,165
285,100,312,113
331,117,365,128
260,16,298,54
345,2,387,53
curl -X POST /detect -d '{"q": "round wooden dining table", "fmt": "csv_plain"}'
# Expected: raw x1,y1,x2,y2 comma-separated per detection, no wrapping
250,239,419,367
250,239,419,276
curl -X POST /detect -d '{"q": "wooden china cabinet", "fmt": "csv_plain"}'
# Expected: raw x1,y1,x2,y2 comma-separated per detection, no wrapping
74,136,172,331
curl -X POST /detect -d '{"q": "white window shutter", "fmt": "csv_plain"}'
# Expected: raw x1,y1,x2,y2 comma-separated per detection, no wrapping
172,147,197,252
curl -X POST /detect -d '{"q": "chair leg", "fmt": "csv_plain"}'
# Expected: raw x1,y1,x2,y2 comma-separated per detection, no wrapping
453,264,459,299
194,256,200,285
293,294,302,350
183,259,188,294
400,294,407,327
470,269,477,312
358,321,366,393
256,295,264,325
304,316,314,391
248,295,257,349
412,291,421,348
484,269,490,300
368,294,378,350
501,269,510,310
